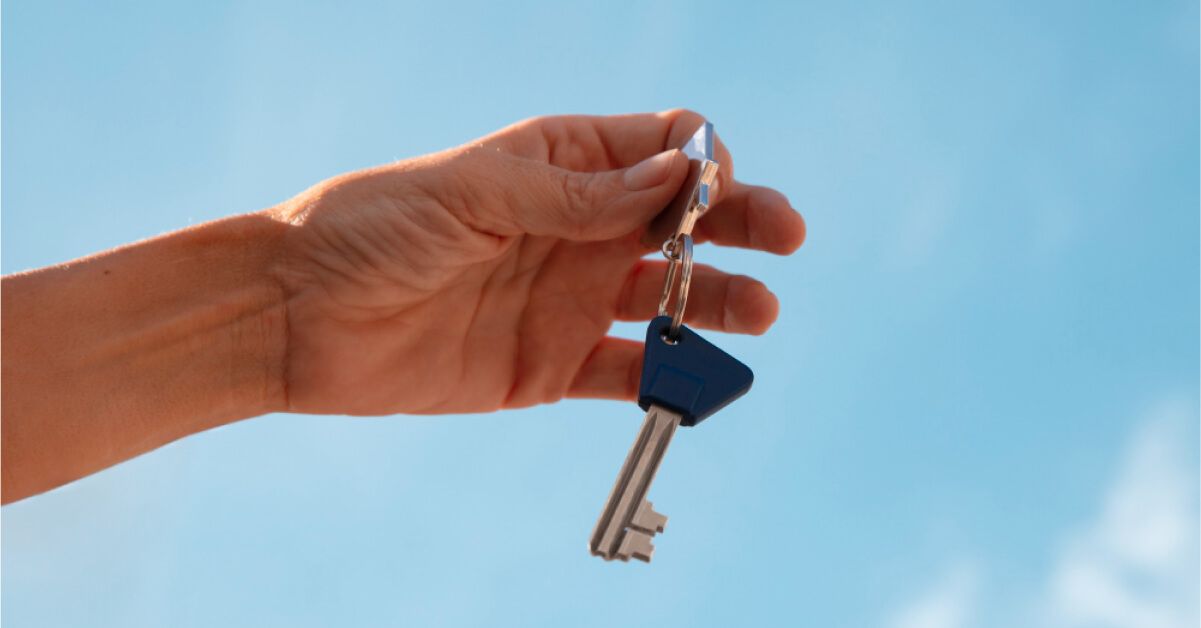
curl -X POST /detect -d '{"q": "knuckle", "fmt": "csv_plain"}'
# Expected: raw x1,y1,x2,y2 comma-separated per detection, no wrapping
517,114,550,130
659,107,704,125
503,115,553,145
558,172,600,238
559,169,587,205
522,114,567,140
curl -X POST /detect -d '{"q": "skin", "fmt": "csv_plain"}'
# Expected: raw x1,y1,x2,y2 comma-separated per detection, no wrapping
1,110,805,504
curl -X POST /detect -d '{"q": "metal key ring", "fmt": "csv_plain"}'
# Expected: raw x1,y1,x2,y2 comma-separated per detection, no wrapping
656,234,694,343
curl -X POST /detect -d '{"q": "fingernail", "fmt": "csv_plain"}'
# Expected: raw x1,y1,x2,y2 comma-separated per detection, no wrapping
624,149,679,191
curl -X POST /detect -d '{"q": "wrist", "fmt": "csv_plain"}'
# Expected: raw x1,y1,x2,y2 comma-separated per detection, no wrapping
1,212,291,501
89,211,293,423
199,211,292,419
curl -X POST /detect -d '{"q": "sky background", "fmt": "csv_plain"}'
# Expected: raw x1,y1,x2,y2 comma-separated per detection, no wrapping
2,1,1198,627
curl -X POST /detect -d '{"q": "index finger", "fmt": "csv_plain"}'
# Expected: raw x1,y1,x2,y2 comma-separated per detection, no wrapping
483,110,701,164
479,109,736,199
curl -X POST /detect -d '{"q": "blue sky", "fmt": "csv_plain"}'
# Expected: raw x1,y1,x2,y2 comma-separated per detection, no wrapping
2,2,1197,627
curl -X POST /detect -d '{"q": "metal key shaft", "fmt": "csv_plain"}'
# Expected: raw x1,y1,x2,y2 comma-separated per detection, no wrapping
589,405,681,562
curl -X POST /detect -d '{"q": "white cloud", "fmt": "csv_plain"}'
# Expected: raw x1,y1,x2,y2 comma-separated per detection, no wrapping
887,563,979,628
1043,401,1199,628
883,398,1198,628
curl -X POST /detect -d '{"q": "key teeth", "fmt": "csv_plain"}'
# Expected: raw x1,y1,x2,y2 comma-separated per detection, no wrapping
630,501,668,534
589,407,683,564
617,530,655,563
589,547,616,561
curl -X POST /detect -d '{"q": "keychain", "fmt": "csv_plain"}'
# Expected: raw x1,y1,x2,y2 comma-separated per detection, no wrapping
589,122,754,562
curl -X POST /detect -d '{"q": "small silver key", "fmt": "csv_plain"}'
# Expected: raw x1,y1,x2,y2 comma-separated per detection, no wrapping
587,120,752,564
589,405,681,562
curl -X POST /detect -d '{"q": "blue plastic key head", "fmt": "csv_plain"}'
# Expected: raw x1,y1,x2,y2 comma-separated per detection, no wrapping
638,316,754,427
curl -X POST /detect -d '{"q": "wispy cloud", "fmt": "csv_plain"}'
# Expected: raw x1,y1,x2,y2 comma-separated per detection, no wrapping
1042,400,1199,628
887,562,979,628
884,397,1199,628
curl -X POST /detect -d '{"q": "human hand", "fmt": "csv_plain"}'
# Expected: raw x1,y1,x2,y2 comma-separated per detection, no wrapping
1,110,806,500
270,110,806,416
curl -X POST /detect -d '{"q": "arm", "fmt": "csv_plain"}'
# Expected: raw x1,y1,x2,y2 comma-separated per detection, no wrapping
1,214,289,502
2,110,805,504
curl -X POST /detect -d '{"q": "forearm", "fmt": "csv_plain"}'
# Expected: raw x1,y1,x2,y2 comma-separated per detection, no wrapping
1,212,289,503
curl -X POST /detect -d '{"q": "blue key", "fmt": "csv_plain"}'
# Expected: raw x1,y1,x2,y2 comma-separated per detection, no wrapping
589,315,754,562
637,315,755,427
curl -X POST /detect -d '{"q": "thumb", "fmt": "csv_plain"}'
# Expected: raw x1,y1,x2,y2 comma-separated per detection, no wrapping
508,149,689,241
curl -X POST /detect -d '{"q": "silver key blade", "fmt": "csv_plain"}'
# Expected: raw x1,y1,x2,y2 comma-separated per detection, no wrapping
590,405,682,562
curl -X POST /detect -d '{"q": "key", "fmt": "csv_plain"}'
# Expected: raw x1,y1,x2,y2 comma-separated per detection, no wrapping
589,119,752,562
589,315,754,562
589,405,679,562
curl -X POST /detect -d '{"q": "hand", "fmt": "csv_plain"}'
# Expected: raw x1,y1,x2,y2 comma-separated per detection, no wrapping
0,109,806,501
271,110,806,415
